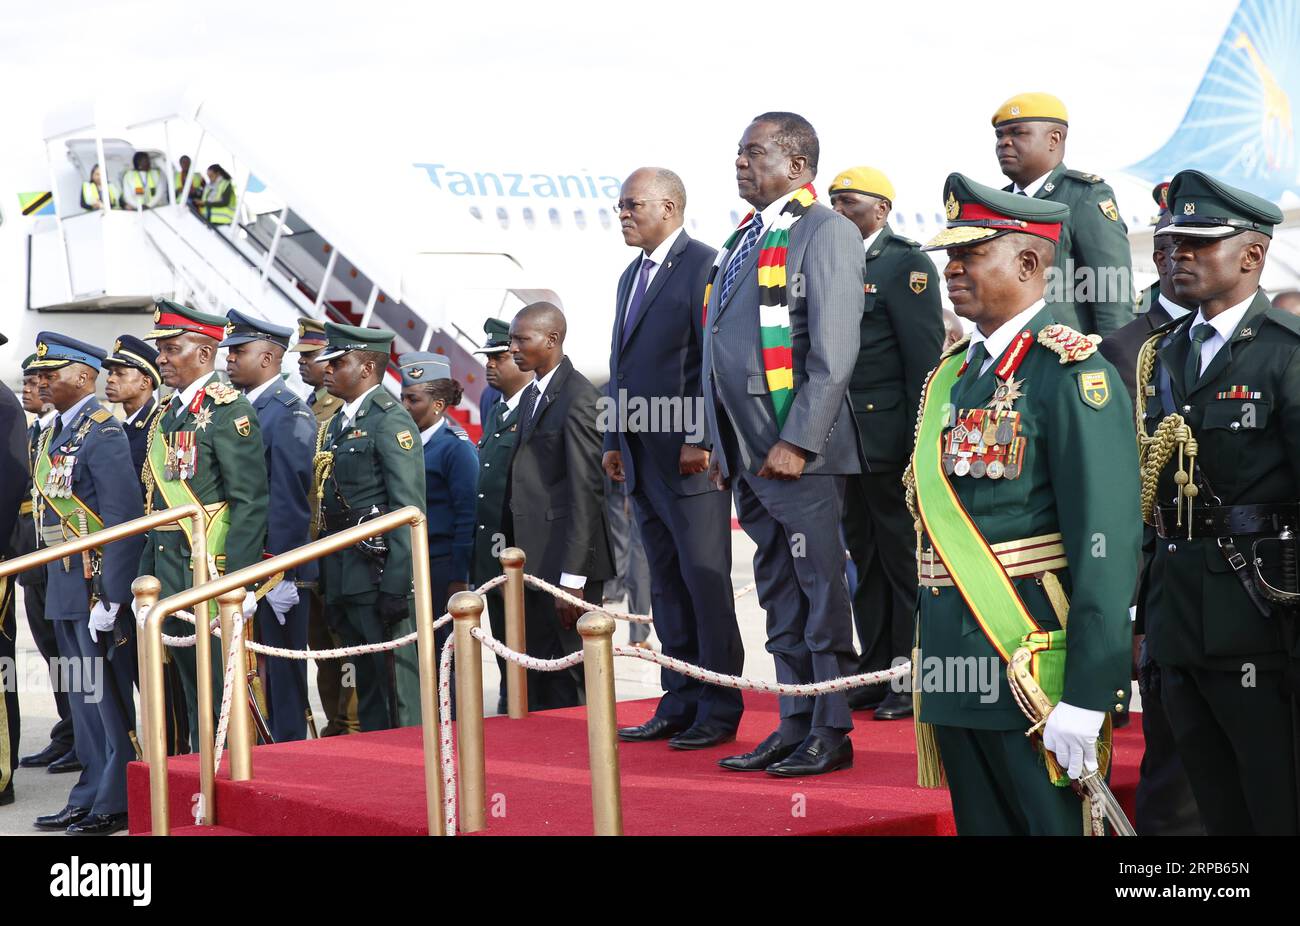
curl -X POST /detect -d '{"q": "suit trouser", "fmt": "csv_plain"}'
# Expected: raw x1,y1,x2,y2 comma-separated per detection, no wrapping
0,586,18,793
934,724,1083,835
604,479,652,644
842,468,918,677
631,454,743,729
52,619,136,815
165,609,224,753
331,596,399,732
22,580,74,750
1134,643,1204,835
523,583,603,712
307,589,359,734
386,555,455,728
1162,664,1297,835
733,470,855,737
258,596,308,742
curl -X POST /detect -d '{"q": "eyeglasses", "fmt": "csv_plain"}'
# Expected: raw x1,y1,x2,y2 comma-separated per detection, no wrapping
612,198,670,215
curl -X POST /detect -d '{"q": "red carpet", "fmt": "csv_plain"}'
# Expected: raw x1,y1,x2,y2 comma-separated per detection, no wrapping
127,693,1144,836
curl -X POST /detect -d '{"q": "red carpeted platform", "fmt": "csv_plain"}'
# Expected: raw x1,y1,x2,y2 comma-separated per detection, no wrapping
127,692,1144,836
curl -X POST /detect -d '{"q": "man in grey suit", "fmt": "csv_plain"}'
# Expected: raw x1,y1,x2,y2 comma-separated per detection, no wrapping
703,112,865,777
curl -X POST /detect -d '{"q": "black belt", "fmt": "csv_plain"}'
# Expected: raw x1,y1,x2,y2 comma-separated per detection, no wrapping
323,506,386,534
1155,503,1300,540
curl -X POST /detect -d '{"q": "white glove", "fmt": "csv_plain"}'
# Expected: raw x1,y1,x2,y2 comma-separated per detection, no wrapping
264,579,299,626
1041,701,1105,780
89,601,120,643
241,590,258,620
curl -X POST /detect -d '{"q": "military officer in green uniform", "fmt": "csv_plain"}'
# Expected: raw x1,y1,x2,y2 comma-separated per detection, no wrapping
288,317,356,736
828,166,944,719
469,317,532,713
907,175,1140,835
993,92,1134,337
1137,170,1297,835
138,301,270,750
315,322,426,730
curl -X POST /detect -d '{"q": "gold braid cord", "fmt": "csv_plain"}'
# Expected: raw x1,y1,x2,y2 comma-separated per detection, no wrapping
1134,332,1199,530
141,409,163,516
310,421,334,540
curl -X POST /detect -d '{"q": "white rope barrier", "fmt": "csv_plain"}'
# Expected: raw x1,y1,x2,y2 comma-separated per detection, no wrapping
211,612,243,775
521,574,756,624
438,634,456,836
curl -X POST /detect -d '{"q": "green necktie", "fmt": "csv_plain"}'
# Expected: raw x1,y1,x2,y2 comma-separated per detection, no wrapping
1185,323,1215,388
957,341,989,405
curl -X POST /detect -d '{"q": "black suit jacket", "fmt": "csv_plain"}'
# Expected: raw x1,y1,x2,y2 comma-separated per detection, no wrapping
604,229,717,495
0,385,27,559
508,356,614,584
1099,282,1183,403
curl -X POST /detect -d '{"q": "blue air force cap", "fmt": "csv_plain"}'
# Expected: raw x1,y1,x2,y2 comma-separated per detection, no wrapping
220,309,294,348
28,332,107,371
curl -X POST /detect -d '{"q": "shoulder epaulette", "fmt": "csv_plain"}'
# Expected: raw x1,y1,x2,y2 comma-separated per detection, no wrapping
1064,169,1105,184
1038,324,1101,363
374,392,397,410
89,408,114,423
892,234,921,249
207,382,240,405
941,335,970,359
1264,307,1300,338
273,386,299,406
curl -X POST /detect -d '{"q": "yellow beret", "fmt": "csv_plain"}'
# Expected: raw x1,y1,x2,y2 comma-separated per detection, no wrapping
827,166,895,204
992,92,1068,127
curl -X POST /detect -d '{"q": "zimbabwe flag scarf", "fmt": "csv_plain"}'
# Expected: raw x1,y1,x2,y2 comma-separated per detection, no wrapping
702,182,817,428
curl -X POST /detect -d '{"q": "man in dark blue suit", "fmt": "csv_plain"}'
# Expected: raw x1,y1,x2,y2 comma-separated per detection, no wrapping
103,334,163,498
603,167,744,750
223,311,317,742
399,353,479,656
0,330,29,806
28,333,145,835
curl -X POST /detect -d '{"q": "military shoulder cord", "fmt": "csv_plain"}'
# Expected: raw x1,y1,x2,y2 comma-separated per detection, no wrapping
310,420,334,539
141,408,163,516
1134,333,1200,534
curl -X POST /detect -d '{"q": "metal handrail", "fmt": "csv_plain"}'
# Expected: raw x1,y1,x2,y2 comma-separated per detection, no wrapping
141,504,441,836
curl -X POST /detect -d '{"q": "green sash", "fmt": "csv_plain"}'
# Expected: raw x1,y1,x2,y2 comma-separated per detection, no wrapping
146,422,231,567
33,427,104,537
912,354,1066,701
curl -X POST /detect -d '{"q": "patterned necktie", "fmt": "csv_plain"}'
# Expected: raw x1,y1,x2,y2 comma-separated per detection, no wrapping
719,212,764,306
519,382,541,439
621,258,656,346
1185,322,1215,387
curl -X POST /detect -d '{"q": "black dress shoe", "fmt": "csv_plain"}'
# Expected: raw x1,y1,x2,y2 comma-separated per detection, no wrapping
847,687,886,712
67,812,129,836
0,783,13,807
19,742,66,768
617,716,689,742
765,733,854,777
719,732,800,771
35,805,91,830
873,690,913,721
668,723,737,750
47,751,83,774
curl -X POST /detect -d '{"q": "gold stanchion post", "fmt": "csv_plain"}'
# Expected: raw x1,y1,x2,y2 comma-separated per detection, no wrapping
578,612,623,836
409,520,446,836
501,547,528,718
450,590,486,833
217,587,254,780
132,576,162,764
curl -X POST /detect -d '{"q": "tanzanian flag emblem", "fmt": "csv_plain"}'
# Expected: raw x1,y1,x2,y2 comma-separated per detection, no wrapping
1078,370,1110,409
18,192,55,216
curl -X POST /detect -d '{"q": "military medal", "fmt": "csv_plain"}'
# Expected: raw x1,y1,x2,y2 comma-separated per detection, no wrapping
970,459,987,478
987,460,1005,480
193,406,214,432
954,458,971,477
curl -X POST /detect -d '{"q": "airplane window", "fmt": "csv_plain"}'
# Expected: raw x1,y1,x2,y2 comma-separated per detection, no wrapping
574,209,587,230
598,209,612,230
896,213,907,225
469,206,483,222
496,206,509,229
934,213,942,224
915,213,924,225
549,208,561,229
523,207,536,230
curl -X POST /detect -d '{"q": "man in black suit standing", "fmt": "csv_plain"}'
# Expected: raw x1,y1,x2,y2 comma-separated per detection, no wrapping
703,113,865,777
507,302,615,710
1,330,32,804
603,167,745,750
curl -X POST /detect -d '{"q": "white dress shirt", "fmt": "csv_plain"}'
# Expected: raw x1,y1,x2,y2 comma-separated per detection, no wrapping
1157,293,1191,321
966,300,1046,375
624,226,684,321
419,418,445,446
244,376,279,406
1012,171,1053,198
521,364,585,589
167,370,217,418
124,393,159,425
1187,293,1255,375
528,365,559,416
339,384,383,429
58,393,96,433
862,227,884,253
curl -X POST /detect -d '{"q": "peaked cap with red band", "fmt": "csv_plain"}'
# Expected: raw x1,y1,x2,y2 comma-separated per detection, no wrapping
922,172,1069,252
144,299,231,342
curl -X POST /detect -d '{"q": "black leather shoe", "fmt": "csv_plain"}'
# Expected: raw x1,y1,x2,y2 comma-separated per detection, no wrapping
719,732,800,771
35,805,90,830
0,783,13,807
847,687,886,712
47,751,83,774
67,812,129,836
617,716,689,742
668,723,737,750
765,733,854,777
873,691,913,721
19,742,66,768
